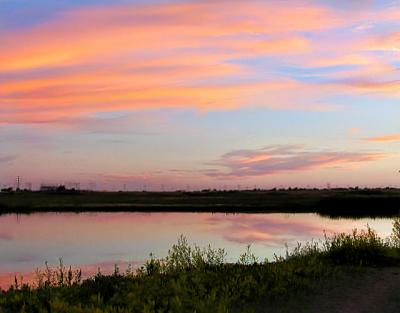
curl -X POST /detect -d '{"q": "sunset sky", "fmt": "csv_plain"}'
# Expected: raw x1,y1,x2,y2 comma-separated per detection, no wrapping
1,0,400,190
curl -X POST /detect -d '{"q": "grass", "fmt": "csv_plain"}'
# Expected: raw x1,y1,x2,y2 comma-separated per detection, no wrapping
1,221,400,313
1,188,400,218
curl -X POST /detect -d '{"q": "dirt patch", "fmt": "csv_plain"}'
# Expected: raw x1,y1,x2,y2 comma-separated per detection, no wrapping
304,267,400,313
252,267,400,313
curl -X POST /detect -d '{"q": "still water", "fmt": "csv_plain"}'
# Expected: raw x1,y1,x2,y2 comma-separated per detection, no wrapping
0,212,394,289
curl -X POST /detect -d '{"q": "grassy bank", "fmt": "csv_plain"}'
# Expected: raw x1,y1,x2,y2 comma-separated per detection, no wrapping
1,188,400,217
1,222,400,313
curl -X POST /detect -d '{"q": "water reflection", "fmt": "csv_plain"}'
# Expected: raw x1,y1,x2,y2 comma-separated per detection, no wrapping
206,213,392,246
0,212,394,289
207,214,324,245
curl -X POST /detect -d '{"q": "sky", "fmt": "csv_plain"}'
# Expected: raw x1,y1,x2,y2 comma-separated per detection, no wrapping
1,0,400,190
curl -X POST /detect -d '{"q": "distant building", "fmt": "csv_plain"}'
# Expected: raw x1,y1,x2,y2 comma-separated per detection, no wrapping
65,182,80,190
40,185,58,192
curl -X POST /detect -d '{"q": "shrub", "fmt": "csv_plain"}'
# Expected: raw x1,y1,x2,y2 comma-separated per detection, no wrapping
324,226,391,266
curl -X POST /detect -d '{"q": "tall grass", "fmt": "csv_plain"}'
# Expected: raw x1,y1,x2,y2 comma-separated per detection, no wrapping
1,220,400,313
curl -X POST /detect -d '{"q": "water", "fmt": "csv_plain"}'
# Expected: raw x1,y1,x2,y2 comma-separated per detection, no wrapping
0,212,394,289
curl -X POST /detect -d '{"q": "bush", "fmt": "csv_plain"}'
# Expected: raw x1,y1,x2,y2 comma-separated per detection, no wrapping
324,226,392,266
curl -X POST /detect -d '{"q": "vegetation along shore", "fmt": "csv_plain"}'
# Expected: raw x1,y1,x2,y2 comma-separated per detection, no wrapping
1,188,400,217
2,220,400,313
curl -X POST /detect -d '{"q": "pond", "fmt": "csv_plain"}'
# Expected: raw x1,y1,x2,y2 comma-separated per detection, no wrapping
0,212,394,289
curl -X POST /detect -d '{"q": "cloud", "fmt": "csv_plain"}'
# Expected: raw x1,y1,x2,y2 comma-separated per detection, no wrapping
348,127,361,135
367,31,400,52
205,145,387,179
0,0,344,125
366,134,400,143
0,155,16,163
1,0,400,127
0,1,335,71
0,81,289,123
333,79,400,97
30,111,169,135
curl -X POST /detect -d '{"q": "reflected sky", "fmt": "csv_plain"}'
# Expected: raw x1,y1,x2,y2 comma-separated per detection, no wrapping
0,212,394,289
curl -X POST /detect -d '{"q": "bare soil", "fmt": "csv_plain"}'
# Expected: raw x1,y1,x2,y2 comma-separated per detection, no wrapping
252,267,400,313
310,267,400,313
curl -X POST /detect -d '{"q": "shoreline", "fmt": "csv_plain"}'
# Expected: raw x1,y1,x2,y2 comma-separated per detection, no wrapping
1,189,400,218
2,227,400,312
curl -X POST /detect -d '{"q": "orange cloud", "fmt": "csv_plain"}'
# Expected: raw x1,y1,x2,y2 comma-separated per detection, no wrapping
367,32,400,52
366,134,400,142
0,2,335,72
2,74,320,124
0,2,329,72
0,1,342,125
341,80,400,96
2,0,400,126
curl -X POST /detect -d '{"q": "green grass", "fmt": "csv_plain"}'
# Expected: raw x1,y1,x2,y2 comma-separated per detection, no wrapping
1,221,400,313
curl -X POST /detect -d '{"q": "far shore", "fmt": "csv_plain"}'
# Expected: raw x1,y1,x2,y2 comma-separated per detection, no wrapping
1,188,400,218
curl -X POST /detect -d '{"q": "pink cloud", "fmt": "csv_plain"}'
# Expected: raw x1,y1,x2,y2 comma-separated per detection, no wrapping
205,145,388,179
0,155,16,164
1,0,400,128
0,1,343,125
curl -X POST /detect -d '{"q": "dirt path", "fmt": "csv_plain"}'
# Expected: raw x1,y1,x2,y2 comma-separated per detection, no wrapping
305,267,400,313
256,267,400,313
